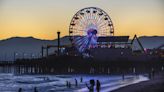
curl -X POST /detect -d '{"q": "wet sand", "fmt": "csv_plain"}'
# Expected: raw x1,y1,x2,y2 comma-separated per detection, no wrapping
112,72,164,92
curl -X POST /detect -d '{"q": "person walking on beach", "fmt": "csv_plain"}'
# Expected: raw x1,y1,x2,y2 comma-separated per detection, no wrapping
68,82,72,88
34,87,38,92
18,88,22,92
80,77,83,83
86,79,95,92
75,78,78,87
66,81,69,88
152,68,155,79
96,80,101,92
122,73,125,80
149,71,152,79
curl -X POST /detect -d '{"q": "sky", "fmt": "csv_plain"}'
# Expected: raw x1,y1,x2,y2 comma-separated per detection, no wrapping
0,0,163,40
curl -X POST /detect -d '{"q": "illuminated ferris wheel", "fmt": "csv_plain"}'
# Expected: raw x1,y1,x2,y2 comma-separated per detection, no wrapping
69,7,114,52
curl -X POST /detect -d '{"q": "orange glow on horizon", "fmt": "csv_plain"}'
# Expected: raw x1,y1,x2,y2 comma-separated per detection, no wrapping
0,0,163,40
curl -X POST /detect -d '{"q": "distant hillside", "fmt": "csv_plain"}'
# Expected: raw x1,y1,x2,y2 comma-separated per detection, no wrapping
0,36,70,61
0,36,163,61
133,36,164,50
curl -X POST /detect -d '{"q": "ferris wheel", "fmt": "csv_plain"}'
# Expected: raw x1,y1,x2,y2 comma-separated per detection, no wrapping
69,7,114,53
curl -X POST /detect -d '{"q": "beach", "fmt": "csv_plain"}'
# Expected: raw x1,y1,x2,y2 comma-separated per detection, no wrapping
0,74,149,92
112,72,164,92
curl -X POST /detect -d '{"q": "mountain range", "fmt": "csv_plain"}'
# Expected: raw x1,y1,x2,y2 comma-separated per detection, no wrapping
0,36,163,61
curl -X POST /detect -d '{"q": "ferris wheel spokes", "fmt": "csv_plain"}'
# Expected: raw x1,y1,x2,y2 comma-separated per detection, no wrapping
69,7,114,53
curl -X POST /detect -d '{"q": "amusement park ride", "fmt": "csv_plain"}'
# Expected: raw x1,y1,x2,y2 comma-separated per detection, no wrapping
41,7,163,61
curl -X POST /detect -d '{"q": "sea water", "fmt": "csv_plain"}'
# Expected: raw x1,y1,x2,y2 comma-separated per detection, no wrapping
0,73,149,92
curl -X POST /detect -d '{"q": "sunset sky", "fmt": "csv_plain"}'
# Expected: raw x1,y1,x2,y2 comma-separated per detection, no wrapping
0,0,163,40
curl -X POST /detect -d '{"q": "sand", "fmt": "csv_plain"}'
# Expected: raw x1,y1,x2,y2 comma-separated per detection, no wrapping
112,72,164,92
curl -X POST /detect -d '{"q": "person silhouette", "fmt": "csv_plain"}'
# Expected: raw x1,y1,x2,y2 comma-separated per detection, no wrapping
122,73,125,80
18,88,22,92
86,79,95,92
96,80,101,92
80,77,83,83
66,81,69,88
68,82,71,88
75,78,78,87
152,68,155,79
34,87,38,92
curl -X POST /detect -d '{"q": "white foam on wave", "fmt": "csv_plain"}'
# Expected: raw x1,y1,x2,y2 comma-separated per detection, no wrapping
0,74,149,92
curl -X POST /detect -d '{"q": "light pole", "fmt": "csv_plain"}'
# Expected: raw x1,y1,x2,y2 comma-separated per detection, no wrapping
57,31,60,56
41,46,44,58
